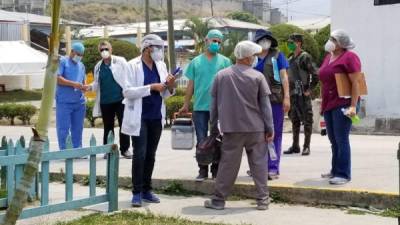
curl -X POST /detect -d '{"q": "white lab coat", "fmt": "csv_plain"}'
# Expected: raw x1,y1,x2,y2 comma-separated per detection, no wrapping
90,55,130,117
121,56,173,136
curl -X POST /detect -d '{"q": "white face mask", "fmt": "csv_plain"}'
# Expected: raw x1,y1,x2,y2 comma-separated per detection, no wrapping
150,47,164,62
251,56,258,68
258,39,272,50
324,40,336,52
101,50,110,59
72,55,82,63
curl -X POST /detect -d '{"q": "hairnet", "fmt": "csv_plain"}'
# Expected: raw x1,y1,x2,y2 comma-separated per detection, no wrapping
141,34,164,52
72,42,85,54
234,41,262,59
206,29,224,40
331,29,355,50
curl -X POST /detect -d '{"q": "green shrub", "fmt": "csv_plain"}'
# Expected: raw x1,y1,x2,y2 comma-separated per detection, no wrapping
269,24,320,61
165,96,193,125
2,103,19,125
16,104,37,125
82,38,140,74
314,25,331,65
226,11,260,24
85,100,98,127
174,88,186,97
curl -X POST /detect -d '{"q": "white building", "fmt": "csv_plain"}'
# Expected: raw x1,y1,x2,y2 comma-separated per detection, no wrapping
331,0,400,125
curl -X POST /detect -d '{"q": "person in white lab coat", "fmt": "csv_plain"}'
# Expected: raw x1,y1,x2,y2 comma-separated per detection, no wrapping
122,34,175,207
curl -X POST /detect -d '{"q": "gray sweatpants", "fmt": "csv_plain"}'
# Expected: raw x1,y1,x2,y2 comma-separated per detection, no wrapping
212,132,269,205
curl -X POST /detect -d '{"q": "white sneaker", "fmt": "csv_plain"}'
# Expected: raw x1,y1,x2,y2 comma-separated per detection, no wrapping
329,177,349,185
321,172,333,179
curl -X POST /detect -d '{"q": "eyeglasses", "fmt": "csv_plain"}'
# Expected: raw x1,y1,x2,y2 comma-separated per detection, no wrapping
100,48,109,52
211,40,222,44
329,37,337,42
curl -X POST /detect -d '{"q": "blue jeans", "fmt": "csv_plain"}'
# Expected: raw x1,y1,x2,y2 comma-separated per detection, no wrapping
324,107,352,180
193,111,218,176
56,102,86,150
132,119,162,194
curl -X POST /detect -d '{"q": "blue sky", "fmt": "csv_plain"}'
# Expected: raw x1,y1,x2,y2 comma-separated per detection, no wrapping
271,0,331,20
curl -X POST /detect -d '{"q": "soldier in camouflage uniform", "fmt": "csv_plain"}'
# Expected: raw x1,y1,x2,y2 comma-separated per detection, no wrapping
284,34,318,156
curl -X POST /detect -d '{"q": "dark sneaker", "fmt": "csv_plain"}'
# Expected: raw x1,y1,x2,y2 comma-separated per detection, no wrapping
268,173,279,180
256,201,269,210
283,146,300,154
121,151,133,159
204,200,225,210
103,153,108,159
246,170,252,177
131,194,142,207
302,147,311,156
195,173,208,182
142,191,160,203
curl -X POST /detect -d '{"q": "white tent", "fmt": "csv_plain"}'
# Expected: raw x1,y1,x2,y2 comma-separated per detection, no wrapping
0,41,47,90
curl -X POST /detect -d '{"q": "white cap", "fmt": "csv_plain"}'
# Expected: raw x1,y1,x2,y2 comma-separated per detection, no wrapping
331,29,355,50
141,34,164,52
234,41,262,59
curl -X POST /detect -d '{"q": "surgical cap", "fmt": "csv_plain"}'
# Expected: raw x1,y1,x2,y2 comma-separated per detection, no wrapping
72,42,85,54
206,29,224,40
331,29,355,50
141,34,164,52
234,41,262,59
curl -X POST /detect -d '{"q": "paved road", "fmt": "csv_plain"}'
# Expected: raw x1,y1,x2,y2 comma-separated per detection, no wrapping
1,125,398,193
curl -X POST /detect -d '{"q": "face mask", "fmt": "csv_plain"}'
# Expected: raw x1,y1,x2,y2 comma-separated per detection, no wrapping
288,42,297,52
72,55,82,63
324,40,336,52
208,42,221,54
150,47,164,62
258,39,271,50
101,50,110,59
251,56,258,68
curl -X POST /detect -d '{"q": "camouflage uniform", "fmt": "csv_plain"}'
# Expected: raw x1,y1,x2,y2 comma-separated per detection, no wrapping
286,46,318,155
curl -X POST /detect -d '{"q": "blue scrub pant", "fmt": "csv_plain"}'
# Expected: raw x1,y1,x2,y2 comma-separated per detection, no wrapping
56,102,86,150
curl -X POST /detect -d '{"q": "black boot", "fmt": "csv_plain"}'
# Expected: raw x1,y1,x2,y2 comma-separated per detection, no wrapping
284,146,300,154
302,124,312,156
302,147,310,156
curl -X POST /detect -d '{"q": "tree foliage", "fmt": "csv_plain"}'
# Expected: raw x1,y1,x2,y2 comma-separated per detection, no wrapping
226,11,260,24
314,25,331,64
269,24,319,61
82,38,140,73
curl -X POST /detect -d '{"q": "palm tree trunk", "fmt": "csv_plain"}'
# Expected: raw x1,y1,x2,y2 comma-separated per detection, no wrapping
2,1,61,224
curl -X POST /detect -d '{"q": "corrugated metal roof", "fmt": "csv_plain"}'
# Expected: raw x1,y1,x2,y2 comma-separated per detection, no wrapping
78,17,268,38
0,9,91,26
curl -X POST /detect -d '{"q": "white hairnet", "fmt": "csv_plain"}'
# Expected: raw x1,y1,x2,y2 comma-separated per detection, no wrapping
141,34,164,52
331,29,355,50
234,41,262,59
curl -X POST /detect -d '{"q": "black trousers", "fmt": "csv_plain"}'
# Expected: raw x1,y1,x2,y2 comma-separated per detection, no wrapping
100,101,132,153
132,119,162,194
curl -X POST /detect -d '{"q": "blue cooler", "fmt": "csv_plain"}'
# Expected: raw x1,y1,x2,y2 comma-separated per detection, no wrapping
171,113,194,150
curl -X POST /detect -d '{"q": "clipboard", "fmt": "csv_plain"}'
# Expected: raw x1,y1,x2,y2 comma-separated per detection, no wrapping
335,72,368,98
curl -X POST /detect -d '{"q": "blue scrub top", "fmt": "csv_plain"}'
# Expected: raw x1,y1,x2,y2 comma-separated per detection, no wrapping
254,52,289,73
56,56,86,104
142,61,162,120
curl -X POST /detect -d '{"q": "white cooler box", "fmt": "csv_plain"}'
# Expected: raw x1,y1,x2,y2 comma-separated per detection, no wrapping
171,113,194,150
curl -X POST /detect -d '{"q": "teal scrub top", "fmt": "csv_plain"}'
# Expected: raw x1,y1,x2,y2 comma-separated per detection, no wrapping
184,53,231,111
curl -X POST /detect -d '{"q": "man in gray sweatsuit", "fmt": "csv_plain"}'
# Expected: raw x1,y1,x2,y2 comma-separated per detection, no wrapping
204,41,274,211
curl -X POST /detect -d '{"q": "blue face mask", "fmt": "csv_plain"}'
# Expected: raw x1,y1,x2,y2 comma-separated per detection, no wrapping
208,42,220,54
72,55,82,63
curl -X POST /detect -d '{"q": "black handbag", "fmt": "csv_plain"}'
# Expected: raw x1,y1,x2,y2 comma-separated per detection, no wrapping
196,133,222,166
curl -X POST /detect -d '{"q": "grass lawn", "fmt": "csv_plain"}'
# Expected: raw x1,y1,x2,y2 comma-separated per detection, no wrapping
56,211,227,225
0,90,42,103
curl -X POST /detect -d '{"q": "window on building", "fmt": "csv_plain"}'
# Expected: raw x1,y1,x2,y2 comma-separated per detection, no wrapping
374,0,400,5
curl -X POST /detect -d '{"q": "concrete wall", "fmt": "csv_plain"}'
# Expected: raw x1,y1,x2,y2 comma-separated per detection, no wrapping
331,0,400,118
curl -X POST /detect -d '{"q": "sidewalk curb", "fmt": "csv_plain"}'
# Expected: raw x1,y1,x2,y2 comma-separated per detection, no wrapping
49,173,398,209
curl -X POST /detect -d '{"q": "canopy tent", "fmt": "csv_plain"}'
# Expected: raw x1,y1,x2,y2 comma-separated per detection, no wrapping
0,41,47,90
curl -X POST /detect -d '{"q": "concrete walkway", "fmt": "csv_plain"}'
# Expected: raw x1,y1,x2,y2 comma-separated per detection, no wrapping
1,125,397,194
15,183,397,225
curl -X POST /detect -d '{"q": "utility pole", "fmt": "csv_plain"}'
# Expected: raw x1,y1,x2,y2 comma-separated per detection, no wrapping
145,0,150,34
167,0,176,71
286,0,289,21
210,0,214,17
